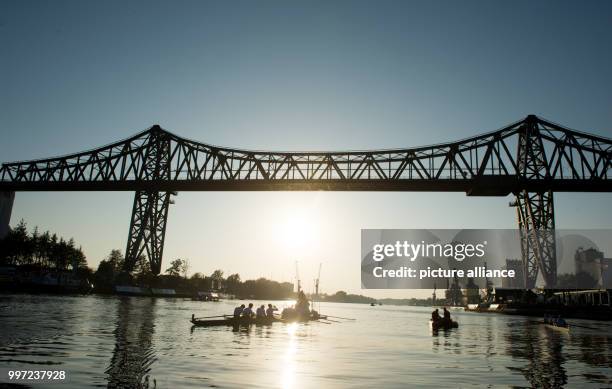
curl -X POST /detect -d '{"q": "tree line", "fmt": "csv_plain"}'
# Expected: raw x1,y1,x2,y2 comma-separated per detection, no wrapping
318,290,377,304
0,222,293,299
1,220,385,303
93,254,295,299
0,220,88,273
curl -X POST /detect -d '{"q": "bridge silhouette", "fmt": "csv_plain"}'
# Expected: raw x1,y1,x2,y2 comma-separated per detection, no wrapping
1,115,610,288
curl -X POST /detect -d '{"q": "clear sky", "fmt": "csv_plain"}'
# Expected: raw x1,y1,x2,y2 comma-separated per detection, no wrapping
1,0,611,298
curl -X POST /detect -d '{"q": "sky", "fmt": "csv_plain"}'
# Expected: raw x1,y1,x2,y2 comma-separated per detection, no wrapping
1,0,611,298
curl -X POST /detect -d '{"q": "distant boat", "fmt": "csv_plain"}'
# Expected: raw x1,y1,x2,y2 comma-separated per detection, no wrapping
151,288,176,297
115,285,149,296
193,291,220,301
429,319,459,331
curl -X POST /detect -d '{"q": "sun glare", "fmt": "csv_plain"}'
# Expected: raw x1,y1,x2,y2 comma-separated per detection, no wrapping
275,208,316,251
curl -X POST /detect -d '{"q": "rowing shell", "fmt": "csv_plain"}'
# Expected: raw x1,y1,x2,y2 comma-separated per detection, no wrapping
191,314,328,327
191,316,281,327
542,321,570,332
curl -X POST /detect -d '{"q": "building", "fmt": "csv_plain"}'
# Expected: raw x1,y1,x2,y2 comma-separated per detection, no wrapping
601,258,612,289
501,259,524,288
575,247,610,288
445,274,463,306
492,288,538,304
464,278,480,304
553,289,611,307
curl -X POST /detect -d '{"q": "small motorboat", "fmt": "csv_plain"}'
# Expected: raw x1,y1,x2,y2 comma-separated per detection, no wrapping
429,319,459,331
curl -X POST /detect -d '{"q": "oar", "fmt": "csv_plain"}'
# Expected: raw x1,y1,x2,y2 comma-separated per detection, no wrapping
324,318,341,323
192,314,229,320
326,315,356,321
524,320,596,331
316,320,332,324
566,323,599,330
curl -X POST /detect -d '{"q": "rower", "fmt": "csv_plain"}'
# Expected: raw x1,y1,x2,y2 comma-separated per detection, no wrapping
242,303,255,318
256,305,266,318
266,304,277,318
295,290,310,318
431,308,441,322
443,307,451,322
234,304,245,318
556,315,567,327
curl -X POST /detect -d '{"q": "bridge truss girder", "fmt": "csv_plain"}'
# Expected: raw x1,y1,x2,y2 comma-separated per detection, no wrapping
2,116,610,190
0,115,610,283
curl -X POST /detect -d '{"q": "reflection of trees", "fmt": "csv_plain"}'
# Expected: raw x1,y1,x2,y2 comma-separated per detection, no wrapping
505,324,567,388
106,297,157,388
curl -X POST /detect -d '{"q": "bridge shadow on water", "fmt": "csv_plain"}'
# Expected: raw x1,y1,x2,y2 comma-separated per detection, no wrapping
105,297,158,389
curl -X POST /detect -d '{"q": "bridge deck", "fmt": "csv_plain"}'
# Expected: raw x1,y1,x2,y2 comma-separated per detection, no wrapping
1,178,610,194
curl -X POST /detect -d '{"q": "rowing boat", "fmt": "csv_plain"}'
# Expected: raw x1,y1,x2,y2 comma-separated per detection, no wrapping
191,313,328,327
429,319,459,331
542,320,570,332
191,315,282,327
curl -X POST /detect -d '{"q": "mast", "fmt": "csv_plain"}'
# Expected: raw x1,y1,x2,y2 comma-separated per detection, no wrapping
432,282,437,305
295,261,301,293
313,263,322,313
315,263,322,297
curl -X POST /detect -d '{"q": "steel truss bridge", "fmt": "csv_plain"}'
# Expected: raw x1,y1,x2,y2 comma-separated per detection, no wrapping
1,115,611,288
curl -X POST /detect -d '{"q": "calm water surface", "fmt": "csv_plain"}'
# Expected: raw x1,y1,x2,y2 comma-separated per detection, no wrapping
0,294,611,388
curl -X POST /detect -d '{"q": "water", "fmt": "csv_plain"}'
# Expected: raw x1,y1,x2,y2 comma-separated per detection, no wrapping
0,294,611,388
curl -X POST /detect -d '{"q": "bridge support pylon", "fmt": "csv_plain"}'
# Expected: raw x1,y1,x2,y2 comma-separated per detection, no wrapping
124,191,171,275
515,190,557,289
514,115,558,289
0,191,15,240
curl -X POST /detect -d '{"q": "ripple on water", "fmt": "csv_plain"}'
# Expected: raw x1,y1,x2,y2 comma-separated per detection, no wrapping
0,295,611,388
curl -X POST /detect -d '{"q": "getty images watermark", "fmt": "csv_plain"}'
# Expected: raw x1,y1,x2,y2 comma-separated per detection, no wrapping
361,229,612,290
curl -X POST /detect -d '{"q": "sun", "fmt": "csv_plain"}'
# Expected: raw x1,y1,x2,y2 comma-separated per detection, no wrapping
275,208,316,251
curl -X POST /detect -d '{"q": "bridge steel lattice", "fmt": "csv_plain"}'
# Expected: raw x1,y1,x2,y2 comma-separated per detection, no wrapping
1,115,611,287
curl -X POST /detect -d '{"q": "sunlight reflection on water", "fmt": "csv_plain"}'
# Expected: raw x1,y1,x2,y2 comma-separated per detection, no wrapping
282,323,298,389
0,294,611,388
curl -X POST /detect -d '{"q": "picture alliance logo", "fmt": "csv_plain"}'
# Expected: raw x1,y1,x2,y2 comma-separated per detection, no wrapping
371,240,488,262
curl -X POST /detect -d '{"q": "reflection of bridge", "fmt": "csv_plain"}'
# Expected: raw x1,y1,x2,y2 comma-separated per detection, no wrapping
1,115,611,287
106,298,157,387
